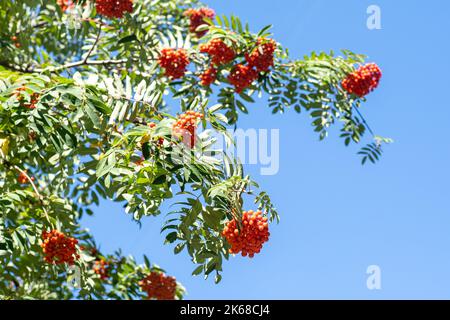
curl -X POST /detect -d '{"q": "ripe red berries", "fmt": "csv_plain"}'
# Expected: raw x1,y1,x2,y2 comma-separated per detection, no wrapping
139,272,177,300
17,171,33,184
14,87,39,109
147,122,164,146
57,0,73,11
158,48,190,79
184,7,215,37
222,210,270,258
228,64,258,93
93,259,109,280
95,0,133,19
172,111,204,148
200,39,236,66
41,230,80,265
200,67,217,86
342,63,382,97
245,38,277,72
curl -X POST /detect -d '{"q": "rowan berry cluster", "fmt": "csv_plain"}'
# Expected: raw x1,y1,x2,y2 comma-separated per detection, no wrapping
199,67,217,86
95,0,133,19
222,210,270,258
200,39,236,66
227,64,259,94
245,38,277,72
17,171,33,184
341,63,382,97
227,38,276,93
10,36,20,48
184,7,215,37
147,122,164,146
93,259,109,280
57,0,73,11
158,48,190,79
14,87,39,109
41,230,80,265
172,111,204,148
139,272,177,300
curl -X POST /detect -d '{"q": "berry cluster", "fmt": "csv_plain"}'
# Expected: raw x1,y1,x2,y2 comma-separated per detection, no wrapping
158,48,190,79
95,0,133,19
17,171,33,184
14,87,39,109
184,7,215,37
200,39,236,66
199,67,217,86
341,63,382,97
147,122,165,146
222,210,270,258
139,272,177,300
172,111,204,148
10,36,20,48
41,230,80,265
245,38,277,72
227,64,258,93
134,157,145,166
57,0,73,11
93,259,109,280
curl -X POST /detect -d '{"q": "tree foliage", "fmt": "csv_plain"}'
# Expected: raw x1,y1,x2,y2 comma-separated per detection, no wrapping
0,0,390,299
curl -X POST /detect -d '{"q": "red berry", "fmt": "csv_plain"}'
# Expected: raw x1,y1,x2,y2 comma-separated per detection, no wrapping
95,0,133,19
200,67,217,86
93,259,109,280
222,210,270,258
139,272,177,300
41,230,80,265
147,122,165,146
200,39,236,66
172,111,204,148
341,63,382,97
184,7,215,37
158,48,190,79
57,0,74,11
245,38,277,72
17,171,30,184
228,64,258,93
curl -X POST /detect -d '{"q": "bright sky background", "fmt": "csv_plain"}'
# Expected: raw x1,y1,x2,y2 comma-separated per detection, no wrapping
82,0,450,299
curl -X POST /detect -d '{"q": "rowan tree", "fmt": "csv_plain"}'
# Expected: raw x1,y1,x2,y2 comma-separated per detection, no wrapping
0,0,390,299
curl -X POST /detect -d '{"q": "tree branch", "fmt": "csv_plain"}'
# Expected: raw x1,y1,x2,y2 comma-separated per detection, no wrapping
0,61,34,73
41,58,129,73
352,105,375,136
13,165,52,226
83,20,103,64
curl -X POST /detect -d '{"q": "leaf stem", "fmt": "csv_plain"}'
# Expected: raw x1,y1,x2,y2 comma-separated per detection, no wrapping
13,165,52,226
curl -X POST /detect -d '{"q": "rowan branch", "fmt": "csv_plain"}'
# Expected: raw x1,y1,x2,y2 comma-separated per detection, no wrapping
41,58,129,73
13,165,52,226
83,20,103,64
352,105,375,136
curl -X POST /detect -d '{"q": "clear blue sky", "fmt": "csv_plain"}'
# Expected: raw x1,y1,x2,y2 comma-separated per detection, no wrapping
82,0,450,299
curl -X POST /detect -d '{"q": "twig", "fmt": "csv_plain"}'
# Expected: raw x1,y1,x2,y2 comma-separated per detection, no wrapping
0,61,34,73
13,165,52,226
353,105,375,136
41,58,129,73
83,20,103,64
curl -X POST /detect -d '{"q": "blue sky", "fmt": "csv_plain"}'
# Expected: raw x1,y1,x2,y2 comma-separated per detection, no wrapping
82,0,450,299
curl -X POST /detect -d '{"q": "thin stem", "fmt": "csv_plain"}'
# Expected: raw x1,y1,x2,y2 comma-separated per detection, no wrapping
41,58,129,73
13,165,52,226
353,105,375,136
83,20,103,64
